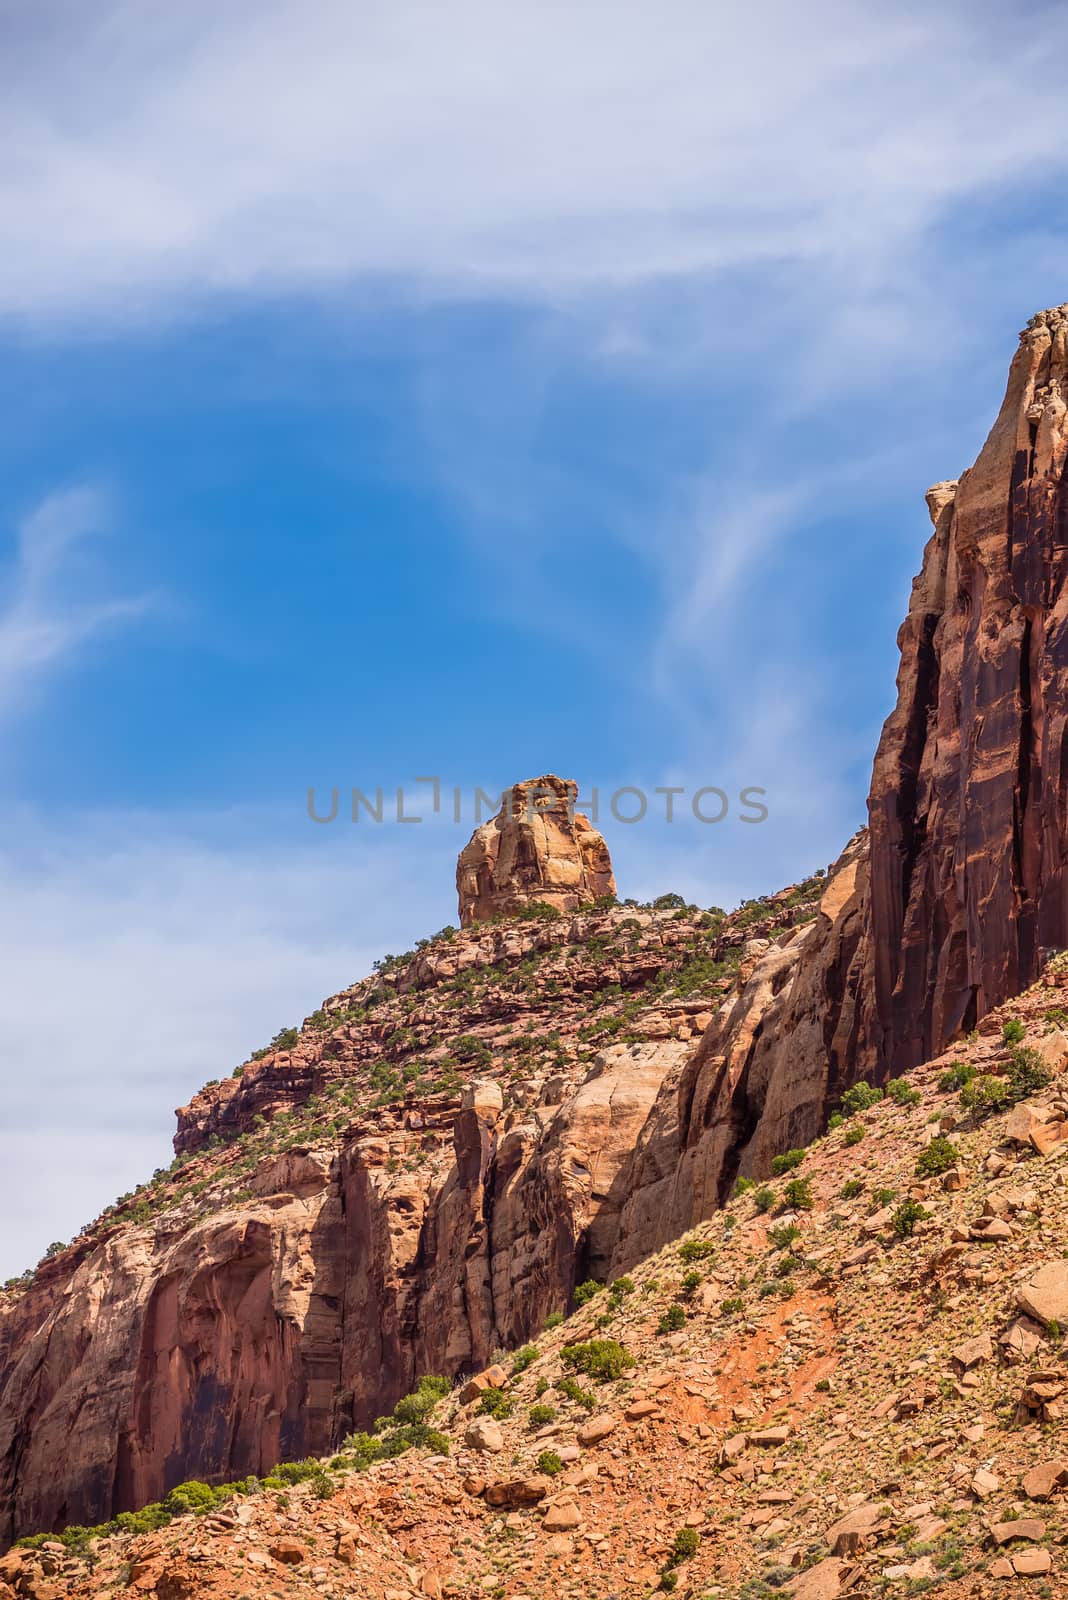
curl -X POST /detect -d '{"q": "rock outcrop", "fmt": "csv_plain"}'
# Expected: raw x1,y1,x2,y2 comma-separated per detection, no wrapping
609,833,871,1268
864,304,1068,1072
0,1041,686,1545
456,776,615,927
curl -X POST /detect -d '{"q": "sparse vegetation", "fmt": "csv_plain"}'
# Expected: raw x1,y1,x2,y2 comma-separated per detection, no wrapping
893,1199,928,1237
770,1148,805,1175
840,1081,884,1116
914,1136,959,1177
561,1339,632,1382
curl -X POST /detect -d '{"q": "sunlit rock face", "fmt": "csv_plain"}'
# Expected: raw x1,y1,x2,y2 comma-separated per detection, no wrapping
456,775,615,928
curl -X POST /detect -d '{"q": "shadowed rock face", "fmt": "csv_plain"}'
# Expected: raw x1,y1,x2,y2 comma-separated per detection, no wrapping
864,304,1068,1073
456,776,615,927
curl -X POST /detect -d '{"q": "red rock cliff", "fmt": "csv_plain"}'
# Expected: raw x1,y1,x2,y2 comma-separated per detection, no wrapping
865,304,1068,1072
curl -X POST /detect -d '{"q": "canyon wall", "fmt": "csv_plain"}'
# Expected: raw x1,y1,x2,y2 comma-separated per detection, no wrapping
0,1041,685,1546
864,304,1068,1072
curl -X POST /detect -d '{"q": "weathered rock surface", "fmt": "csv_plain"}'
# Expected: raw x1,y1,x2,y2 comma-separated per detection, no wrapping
608,834,870,1265
0,1033,689,1545
864,305,1068,1071
456,776,615,927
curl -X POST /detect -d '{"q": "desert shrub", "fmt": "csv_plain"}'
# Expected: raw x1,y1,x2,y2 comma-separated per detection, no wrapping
608,1275,635,1303
915,1136,959,1177
561,1339,632,1382
678,1239,716,1263
843,1125,865,1147
721,1296,745,1316
512,1345,539,1375
959,1073,1012,1114
658,1305,687,1334
556,1376,596,1410
1002,1017,1026,1044
893,1199,928,1237
166,1480,219,1516
390,1374,451,1426
1007,1045,1051,1099
839,1179,864,1199
478,1387,514,1418
572,1278,602,1308
767,1222,800,1250
733,1176,755,1197
680,1270,702,1296
669,1527,700,1564
771,1148,805,1175
529,1404,557,1427
514,900,562,922
887,1078,921,1107
783,1177,813,1211
544,1310,564,1329
753,1186,776,1214
841,1082,884,1116
939,1061,975,1092
536,1449,564,1475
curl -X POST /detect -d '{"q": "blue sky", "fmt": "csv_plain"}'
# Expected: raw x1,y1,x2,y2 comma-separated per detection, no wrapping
3,0,1068,1275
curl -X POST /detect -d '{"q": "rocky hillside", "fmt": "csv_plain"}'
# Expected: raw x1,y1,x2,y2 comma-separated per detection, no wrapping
0,779,829,1549
5,966,1068,1599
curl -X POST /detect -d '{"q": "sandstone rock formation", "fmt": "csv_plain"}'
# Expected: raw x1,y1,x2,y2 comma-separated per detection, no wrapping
864,304,1068,1072
456,776,615,927
609,833,871,1268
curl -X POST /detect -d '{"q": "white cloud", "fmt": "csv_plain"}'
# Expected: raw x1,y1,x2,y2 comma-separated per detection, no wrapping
0,489,152,717
1,2,1066,323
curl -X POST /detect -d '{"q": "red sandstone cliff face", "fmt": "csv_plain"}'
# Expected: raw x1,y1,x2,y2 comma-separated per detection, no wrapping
0,1039,688,1546
865,305,1068,1073
608,833,870,1270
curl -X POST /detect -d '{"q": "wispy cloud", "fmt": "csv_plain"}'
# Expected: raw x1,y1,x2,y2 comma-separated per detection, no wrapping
0,488,152,716
2,3,1066,324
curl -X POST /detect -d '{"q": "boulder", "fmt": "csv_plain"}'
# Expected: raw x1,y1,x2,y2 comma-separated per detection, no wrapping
1016,1261,1068,1328
459,1365,508,1404
464,1417,504,1453
1021,1460,1068,1501
576,1413,618,1446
